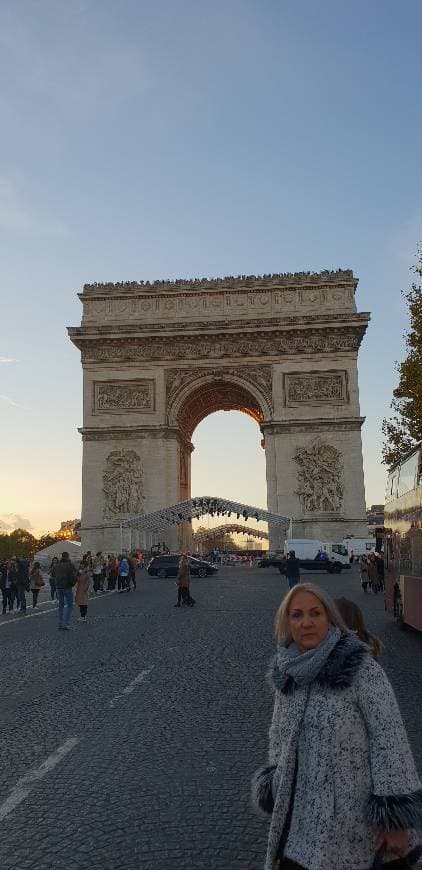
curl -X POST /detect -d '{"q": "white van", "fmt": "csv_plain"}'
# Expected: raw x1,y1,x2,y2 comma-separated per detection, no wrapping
343,538,376,559
284,539,349,566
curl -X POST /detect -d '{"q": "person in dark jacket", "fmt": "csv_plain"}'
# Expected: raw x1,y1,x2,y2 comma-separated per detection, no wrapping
55,552,77,630
1,559,18,612
15,557,29,614
285,551,300,589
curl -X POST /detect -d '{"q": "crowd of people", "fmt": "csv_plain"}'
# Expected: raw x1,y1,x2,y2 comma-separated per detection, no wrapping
0,551,143,620
0,548,197,626
359,551,385,593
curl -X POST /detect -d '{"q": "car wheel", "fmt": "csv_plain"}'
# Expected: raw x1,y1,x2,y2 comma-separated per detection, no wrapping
157,568,167,579
333,563,342,574
198,567,207,578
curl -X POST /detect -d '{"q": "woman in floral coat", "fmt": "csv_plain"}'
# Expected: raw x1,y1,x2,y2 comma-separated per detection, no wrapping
252,583,422,870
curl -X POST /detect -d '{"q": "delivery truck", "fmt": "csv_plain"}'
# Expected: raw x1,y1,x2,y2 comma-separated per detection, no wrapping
343,538,376,559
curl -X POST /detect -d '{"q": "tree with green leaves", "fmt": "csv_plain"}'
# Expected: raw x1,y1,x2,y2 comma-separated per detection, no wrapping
0,528,39,561
382,246,422,467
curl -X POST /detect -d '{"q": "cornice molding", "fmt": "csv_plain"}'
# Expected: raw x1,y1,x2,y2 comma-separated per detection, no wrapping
71,326,367,363
69,311,370,338
79,426,194,452
261,418,365,434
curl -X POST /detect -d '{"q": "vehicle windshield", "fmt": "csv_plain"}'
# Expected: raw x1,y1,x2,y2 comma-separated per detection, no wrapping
332,544,348,557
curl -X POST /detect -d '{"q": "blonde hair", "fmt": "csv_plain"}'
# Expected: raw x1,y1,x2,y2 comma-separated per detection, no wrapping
274,582,347,643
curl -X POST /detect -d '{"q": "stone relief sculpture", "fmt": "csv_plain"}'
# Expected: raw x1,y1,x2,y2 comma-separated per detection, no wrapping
294,440,344,513
81,328,364,364
95,381,154,412
286,374,345,405
103,449,145,515
166,365,273,413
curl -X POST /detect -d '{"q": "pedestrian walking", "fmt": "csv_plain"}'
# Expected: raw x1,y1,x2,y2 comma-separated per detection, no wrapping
49,556,58,600
367,552,378,593
54,552,77,630
118,555,130,592
15,557,29,614
252,582,422,870
1,559,17,613
360,554,369,593
128,553,138,590
375,550,385,593
29,561,45,608
75,559,90,622
334,596,382,659
175,553,195,607
284,550,300,589
92,552,104,593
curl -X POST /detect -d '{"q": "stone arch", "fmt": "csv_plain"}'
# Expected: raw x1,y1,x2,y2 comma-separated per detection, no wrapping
167,370,272,441
69,269,370,553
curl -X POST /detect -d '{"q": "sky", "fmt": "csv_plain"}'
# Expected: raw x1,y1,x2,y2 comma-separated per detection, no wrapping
1,0,421,535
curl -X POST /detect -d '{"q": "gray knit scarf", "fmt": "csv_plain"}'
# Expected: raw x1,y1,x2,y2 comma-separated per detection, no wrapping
278,627,342,687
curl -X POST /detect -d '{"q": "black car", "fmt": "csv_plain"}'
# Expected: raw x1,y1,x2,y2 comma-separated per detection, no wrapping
147,554,218,579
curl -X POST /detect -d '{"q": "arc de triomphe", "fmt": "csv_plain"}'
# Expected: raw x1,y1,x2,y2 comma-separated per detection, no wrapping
68,270,370,552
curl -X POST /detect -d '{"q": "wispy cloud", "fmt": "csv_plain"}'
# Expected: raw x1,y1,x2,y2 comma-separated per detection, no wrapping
0,356,18,363
0,513,33,532
0,177,67,235
0,394,28,410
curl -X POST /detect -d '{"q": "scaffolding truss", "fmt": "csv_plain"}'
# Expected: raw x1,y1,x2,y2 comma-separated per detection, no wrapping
118,496,290,534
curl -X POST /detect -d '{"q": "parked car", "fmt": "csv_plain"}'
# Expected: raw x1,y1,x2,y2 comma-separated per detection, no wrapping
147,554,218,579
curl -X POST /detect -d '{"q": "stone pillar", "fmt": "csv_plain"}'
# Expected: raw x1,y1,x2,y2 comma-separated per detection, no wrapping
80,431,183,553
264,355,368,544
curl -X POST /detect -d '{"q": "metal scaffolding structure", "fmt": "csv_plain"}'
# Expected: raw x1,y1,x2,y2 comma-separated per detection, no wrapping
193,523,269,542
117,496,290,534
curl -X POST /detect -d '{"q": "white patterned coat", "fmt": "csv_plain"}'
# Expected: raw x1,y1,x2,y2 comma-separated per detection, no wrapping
252,633,422,870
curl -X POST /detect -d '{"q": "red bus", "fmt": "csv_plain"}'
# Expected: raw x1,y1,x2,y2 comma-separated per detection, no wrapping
384,443,422,630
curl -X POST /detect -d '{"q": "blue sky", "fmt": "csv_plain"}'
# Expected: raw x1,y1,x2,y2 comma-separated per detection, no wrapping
1,0,421,534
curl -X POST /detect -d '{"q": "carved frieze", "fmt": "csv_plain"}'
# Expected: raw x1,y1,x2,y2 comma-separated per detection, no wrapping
80,328,364,364
103,449,145,516
81,282,356,324
294,439,344,514
284,372,347,406
166,365,273,412
94,380,155,414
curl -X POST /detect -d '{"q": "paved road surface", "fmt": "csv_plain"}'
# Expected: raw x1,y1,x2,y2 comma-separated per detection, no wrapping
0,565,421,870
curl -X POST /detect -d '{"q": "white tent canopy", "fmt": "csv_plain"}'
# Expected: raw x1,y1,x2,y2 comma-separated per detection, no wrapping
33,540,82,568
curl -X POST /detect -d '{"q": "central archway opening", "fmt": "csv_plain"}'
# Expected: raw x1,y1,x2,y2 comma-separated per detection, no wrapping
178,379,264,441
172,376,271,553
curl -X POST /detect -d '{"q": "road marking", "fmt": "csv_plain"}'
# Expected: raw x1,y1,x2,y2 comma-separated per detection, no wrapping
109,667,154,708
0,737,79,821
0,591,115,629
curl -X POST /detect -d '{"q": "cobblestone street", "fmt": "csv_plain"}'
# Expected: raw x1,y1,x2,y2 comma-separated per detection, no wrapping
0,564,421,870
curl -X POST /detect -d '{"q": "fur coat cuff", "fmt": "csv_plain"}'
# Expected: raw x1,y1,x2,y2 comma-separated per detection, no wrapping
251,764,276,815
367,790,422,831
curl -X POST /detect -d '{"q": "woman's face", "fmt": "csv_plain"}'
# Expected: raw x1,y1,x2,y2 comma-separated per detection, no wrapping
288,591,331,652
